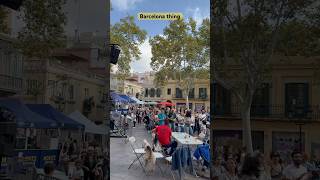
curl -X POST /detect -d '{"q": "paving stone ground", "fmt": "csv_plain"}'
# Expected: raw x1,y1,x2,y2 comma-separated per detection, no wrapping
110,122,210,180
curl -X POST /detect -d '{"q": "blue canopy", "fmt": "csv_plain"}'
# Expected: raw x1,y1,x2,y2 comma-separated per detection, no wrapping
110,92,128,103
26,104,84,129
0,98,58,128
119,94,135,103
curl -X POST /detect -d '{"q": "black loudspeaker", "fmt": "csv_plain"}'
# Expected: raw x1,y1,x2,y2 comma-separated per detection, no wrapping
0,0,24,10
0,107,16,157
110,44,120,64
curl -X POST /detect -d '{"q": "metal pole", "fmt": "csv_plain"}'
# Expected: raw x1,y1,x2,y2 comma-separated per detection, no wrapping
299,124,302,152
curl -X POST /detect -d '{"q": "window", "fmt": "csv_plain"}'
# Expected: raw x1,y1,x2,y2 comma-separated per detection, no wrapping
48,80,57,96
156,88,161,97
175,88,183,98
251,83,270,116
145,88,148,97
188,88,195,98
150,88,155,97
26,79,42,95
285,83,309,118
213,84,230,115
167,88,171,95
69,85,74,99
199,88,207,99
84,88,89,97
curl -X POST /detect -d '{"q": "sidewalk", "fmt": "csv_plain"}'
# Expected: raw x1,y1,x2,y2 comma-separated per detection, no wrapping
110,123,210,180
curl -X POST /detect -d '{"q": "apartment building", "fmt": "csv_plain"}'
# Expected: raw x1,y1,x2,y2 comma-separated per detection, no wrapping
212,56,320,161
20,40,107,124
162,79,210,112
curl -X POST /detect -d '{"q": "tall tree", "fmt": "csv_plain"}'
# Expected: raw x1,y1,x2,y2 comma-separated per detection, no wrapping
0,6,10,34
17,0,67,59
211,0,319,153
110,16,147,80
150,18,209,108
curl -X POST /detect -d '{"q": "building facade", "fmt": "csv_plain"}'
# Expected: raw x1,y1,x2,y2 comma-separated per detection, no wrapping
20,43,107,124
139,72,163,102
212,56,320,161
0,33,23,97
162,79,210,112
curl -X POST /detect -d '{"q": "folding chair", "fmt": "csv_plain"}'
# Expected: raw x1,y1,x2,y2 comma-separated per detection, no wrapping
128,137,165,176
165,156,175,180
128,137,147,174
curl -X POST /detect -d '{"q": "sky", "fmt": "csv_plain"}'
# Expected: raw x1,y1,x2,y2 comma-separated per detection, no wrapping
111,0,210,73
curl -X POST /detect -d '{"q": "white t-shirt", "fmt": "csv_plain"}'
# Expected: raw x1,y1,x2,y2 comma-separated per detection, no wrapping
68,166,84,179
282,164,307,180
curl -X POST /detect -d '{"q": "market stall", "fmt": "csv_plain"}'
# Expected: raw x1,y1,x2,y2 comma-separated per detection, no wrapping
0,98,61,171
68,111,106,144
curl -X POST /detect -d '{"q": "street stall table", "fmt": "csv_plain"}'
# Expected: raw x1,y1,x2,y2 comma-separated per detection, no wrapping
171,132,203,177
172,132,203,146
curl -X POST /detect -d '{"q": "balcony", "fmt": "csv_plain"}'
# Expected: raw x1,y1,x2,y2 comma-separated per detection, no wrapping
0,75,23,93
173,93,183,99
213,104,320,121
198,94,208,100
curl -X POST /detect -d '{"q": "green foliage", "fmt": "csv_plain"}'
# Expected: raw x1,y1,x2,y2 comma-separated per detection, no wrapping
150,18,210,92
0,7,10,34
16,0,67,58
212,0,318,101
110,16,147,80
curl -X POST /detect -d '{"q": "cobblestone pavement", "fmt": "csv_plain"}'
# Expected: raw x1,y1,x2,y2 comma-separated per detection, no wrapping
110,123,210,180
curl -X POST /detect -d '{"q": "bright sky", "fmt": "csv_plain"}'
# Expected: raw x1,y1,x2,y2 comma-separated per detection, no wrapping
111,0,210,73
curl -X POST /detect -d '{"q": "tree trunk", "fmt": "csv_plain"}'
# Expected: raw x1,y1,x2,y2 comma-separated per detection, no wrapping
241,102,254,154
186,95,189,110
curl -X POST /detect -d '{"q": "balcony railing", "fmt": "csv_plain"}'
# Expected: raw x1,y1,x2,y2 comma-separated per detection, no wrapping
0,74,23,92
198,94,208,100
173,93,183,99
213,104,320,121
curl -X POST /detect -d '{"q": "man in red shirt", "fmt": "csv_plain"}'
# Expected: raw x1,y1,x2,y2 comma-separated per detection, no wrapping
152,118,177,155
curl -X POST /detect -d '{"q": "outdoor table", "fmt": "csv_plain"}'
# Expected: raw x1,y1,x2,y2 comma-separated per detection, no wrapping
36,168,68,180
172,132,203,146
171,132,203,177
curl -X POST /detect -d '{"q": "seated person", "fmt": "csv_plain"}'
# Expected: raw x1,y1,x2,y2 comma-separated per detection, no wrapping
152,118,177,155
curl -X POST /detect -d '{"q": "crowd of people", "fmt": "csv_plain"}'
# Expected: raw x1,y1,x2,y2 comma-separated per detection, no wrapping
210,148,320,180
56,138,108,180
128,105,210,139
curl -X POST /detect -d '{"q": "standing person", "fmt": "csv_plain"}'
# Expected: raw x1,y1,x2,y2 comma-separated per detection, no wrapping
255,152,271,180
184,110,193,135
158,109,167,126
220,157,239,180
59,144,69,175
282,151,309,180
69,160,84,180
83,146,98,180
132,110,136,128
194,111,201,135
168,109,176,131
212,156,226,180
240,155,260,180
135,108,140,124
138,109,143,124
268,152,283,180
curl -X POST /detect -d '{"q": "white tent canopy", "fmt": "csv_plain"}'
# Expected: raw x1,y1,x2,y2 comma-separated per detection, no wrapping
146,101,157,105
130,96,145,104
68,111,106,135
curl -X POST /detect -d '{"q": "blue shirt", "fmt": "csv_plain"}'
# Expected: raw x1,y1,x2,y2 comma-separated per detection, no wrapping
158,113,166,125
